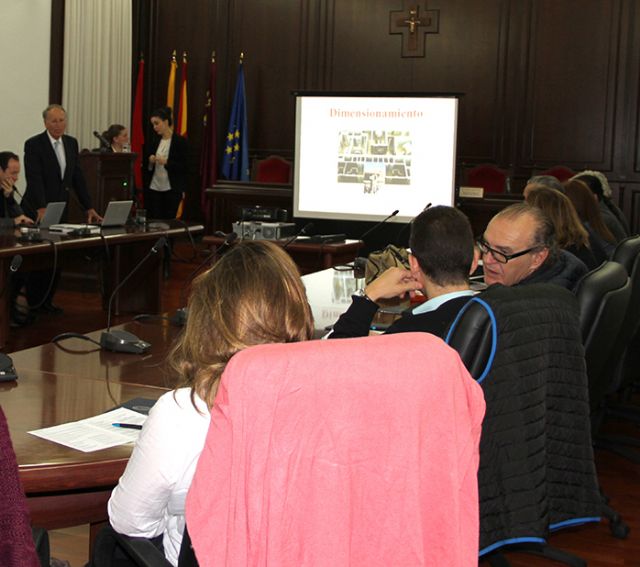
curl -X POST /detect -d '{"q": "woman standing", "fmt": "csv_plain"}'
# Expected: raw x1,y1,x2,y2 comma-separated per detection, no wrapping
146,107,188,220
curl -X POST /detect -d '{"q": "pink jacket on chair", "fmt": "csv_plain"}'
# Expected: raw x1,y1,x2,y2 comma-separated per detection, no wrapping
186,333,485,566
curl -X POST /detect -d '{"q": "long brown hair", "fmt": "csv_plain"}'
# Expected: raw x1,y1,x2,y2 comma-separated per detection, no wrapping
170,240,314,407
525,186,589,249
563,179,615,243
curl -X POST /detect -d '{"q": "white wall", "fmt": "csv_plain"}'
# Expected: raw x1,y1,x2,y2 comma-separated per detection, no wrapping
0,1,52,173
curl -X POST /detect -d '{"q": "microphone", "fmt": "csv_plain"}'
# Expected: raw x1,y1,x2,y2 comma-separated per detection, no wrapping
170,231,238,326
282,222,314,249
93,130,110,150
99,236,167,353
358,209,399,241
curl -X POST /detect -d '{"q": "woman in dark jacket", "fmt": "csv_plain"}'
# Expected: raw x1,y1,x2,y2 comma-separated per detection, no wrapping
145,106,188,220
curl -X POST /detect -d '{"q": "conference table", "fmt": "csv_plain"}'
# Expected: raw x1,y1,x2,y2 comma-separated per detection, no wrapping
4,267,361,552
0,221,203,349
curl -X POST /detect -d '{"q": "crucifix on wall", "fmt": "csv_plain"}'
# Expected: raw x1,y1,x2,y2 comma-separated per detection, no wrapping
389,1,440,58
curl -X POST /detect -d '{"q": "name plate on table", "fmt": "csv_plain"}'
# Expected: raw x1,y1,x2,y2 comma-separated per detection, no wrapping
459,186,484,198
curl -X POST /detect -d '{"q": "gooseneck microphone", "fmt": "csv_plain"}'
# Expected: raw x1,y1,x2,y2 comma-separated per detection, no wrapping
358,209,399,241
93,130,110,150
282,222,314,249
170,231,238,326
99,236,167,353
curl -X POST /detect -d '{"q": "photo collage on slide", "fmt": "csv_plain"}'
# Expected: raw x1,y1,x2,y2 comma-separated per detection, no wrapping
337,130,413,194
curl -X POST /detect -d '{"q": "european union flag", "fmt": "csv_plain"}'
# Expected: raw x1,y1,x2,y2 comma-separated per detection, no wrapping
221,61,249,180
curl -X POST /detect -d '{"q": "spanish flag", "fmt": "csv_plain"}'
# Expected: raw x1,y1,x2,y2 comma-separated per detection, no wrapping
166,50,177,111
177,52,188,137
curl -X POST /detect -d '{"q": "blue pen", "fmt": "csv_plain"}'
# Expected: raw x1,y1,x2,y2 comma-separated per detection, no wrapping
112,423,143,430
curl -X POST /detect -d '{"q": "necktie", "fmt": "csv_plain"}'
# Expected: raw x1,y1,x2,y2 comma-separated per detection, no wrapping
54,140,66,178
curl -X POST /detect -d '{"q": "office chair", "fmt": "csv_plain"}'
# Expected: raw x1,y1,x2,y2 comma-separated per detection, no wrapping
447,284,602,567
89,524,197,566
186,334,486,566
589,236,640,462
465,164,507,194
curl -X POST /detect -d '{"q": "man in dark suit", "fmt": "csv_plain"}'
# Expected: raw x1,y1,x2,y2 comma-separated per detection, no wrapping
329,206,478,339
22,105,102,313
22,104,101,223
0,151,33,227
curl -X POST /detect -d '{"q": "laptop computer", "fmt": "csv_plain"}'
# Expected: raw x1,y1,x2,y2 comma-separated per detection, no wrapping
39,202,67,229
48,200,133,233
100,200,133,227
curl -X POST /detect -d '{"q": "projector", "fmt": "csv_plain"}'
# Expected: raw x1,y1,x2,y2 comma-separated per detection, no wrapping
232,221,296,241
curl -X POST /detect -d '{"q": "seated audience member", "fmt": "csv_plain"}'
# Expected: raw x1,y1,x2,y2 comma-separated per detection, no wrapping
330,205,477,339
103,124,129,153
0,406,41,567
0,151,34,227
525,186,600,269
564,178,615,259
479,203,588,290
570,170,628,242
522,174,564,199
106,241,314,566
0,152,34,327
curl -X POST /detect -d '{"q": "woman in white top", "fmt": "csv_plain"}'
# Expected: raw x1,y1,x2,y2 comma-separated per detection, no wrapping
106,240,314,566
145,106,188,220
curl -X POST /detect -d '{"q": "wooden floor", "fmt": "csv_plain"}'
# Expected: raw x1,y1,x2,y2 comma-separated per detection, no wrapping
8,244,640,566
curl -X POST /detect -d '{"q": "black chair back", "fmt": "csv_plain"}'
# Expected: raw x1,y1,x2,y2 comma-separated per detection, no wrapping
574,261,631,413
608,236,640,394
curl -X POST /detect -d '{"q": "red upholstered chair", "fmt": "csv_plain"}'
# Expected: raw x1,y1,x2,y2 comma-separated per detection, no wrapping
465,164,507,194
255,155,292,183
539,166,575,183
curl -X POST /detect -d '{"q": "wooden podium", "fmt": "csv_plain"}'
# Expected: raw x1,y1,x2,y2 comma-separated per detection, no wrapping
74,151,137,219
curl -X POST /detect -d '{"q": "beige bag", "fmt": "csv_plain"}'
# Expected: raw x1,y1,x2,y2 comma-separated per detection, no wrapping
365,245,410,285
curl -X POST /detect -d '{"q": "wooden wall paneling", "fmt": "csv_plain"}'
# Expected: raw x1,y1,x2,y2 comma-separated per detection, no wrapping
416,0,509,165
519,0,622,171
329,0,415,91
231,0,303,153
49,0,65,104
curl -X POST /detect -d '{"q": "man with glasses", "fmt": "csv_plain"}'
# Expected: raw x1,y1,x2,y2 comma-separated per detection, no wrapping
479,203,588,290
329,206,478,339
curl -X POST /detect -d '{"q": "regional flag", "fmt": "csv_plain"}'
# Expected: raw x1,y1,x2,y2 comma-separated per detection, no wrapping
131,55,145,203
166,51,177,111
221,58,249,181
200,55,217,220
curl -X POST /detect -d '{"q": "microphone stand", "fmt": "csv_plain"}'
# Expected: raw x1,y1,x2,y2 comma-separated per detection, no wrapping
282,222,314,249
170,232,238,326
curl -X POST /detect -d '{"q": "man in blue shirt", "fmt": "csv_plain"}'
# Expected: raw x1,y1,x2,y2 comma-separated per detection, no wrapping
329,206,478,339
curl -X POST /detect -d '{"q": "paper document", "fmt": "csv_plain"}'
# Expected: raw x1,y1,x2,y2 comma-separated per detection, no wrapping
29,407,147,452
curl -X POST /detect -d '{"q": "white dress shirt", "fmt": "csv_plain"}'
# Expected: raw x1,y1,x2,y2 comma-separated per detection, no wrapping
108,388,210,566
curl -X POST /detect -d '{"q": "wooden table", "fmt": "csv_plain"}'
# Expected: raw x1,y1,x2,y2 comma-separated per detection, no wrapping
203,235,362,274
4,320,182,550
0,221,203,348
2,269,354,553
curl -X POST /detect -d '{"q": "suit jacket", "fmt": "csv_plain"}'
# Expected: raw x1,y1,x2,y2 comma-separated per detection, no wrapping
22,131,92,217
146,133,189,193
0,192,24,227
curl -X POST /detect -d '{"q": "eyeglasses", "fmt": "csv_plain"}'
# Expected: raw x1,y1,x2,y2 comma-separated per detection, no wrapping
476,237,540,264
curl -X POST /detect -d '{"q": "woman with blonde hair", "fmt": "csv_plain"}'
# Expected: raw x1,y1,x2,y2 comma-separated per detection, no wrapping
106,240,314,566
526,186,599,269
